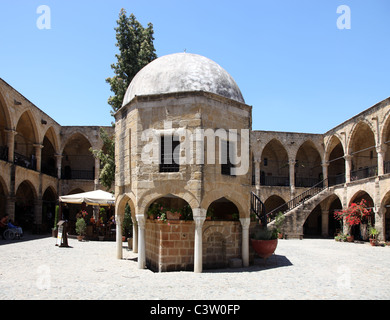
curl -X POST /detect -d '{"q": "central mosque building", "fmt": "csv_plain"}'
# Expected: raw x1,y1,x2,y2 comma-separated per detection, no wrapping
1,52,390,273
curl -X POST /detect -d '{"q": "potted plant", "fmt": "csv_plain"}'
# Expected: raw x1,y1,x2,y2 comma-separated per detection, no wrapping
147,203,161,220
368,225,379,246
206,207,214,221
167,210,181,220
274,212,285,239
334,233,345,242
75,217,87,241
334,200,373,242
251,225,279,260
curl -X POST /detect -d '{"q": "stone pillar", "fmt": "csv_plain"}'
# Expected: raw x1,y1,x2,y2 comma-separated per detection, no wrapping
289,160,296,194
322,162,329,187
55,154,63,179
94,158,100,190
33,144,43,172
193,208,206,273
255,159,261,193
377,145,386,176
132,216,138,253
136,214,146,269
34,198,43,226
115,213,123,259
240,218,251,267
374,206,384,242
6,196,15,222
344,155,352,183
6,129,16,162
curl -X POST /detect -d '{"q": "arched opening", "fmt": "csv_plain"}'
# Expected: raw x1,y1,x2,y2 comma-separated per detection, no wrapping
42,128,58,177
42,187,57,233
15,181,36,231
61,133,94,180
348,191,375,240
303,195,342,238
14,112,38,170
382,192,390,241
295,141,322,187
327,136,345,186
264,195,287,215
304,204,322,237
206,197,239,221
260,139,289,186
349,122,377,181
328,197,342,237
144,194,194,272
147,194,193,221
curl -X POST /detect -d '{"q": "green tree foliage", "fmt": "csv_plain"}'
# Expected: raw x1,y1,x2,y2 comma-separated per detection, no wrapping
93,10,157,190
106,9,157,115
90,128,115,190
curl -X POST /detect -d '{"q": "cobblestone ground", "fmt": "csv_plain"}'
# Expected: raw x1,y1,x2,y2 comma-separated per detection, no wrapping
0,235,389,300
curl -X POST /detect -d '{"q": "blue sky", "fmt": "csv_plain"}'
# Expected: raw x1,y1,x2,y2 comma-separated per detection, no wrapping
0,0,389,133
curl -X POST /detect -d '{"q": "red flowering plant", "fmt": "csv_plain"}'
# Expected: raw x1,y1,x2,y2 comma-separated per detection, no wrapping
334,199,372,227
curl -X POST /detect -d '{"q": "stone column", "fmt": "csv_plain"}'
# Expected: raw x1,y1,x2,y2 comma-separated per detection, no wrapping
136,214,146,269
193,208,206,273
374,206,384,242
55,154,63,179
5,129,16,162
322,162,329,187
344,155,352,183
376,145,386,176
34,198,43,227
289,160,296,194
6,196,15,222
33,144,44,172
255,159,261,193
115,213,123,259
94,158,100,190
132,216,138,253
240,218,251,267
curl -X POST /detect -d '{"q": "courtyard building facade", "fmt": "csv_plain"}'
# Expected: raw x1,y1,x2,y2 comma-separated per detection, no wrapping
0,78,113,234
1,52,390,273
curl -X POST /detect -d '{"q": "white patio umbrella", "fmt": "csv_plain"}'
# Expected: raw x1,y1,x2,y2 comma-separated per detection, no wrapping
59,190,115,206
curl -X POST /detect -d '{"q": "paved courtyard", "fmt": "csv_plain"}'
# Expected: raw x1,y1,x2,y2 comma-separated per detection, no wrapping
0,235,389,300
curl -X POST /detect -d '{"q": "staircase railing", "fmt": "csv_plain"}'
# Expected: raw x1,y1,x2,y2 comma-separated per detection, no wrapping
250,191,267,226
265,178,329,224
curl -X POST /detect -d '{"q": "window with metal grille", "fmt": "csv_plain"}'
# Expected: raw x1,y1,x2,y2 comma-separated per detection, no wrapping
221,140,235,176
160,135,180,173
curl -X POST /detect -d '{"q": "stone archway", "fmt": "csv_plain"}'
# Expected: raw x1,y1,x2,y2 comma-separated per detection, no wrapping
348,122,377,181
295,140,322,187
42,187,57,232
260,139,289,186
326,136,345,186
348,191,375,240
15,181,37,231
61,133,95,180
202,197,242,270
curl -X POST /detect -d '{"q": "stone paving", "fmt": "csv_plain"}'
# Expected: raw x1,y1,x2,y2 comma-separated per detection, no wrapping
0,235,389,300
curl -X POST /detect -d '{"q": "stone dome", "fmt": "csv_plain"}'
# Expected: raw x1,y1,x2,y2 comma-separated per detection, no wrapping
122,53,245,106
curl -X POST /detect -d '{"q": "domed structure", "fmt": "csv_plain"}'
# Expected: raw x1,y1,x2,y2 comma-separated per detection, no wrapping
122,53,245,106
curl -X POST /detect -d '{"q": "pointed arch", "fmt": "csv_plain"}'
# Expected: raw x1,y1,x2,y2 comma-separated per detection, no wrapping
295,140,323,187
260,138,289,186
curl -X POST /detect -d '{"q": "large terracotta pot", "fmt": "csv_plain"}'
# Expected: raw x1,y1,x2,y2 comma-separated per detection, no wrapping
167,211,181,220
251,239,278,259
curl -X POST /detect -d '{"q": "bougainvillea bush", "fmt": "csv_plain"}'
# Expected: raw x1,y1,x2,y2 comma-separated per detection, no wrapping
334,199,372,226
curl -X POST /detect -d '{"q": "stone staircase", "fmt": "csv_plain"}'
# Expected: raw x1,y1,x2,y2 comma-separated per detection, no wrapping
251,179,332,239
